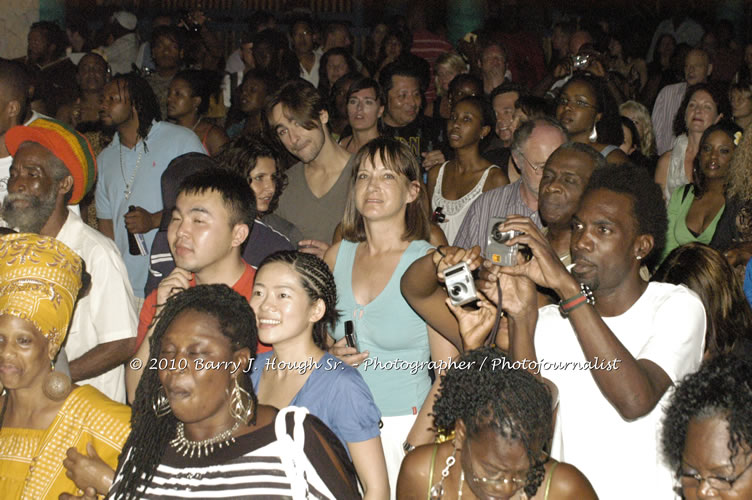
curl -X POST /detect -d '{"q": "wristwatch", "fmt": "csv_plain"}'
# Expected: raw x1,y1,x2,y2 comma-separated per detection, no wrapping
558,283,595,317
403,440,415,453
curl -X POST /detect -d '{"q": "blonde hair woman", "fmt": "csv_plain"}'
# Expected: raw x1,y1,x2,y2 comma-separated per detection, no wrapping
620,100,657,157
428,52,468,119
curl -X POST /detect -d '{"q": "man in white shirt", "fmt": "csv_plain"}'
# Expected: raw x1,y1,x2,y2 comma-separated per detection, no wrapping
2,118,138,402
497,164,705,499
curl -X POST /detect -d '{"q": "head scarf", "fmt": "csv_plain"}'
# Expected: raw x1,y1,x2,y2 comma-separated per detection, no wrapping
0,234,83,354
5,118,97,205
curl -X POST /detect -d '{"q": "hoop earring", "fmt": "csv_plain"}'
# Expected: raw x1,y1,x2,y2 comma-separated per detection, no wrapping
228,376,254,424
43,360,71,401
152,386,172,417
588,124,598,142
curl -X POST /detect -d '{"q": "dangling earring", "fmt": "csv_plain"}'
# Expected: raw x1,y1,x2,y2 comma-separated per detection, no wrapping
429,444,458,499
43,360,71,401
152,386,172,417
588,123,598,142
228,377,254,424
636,255,642,261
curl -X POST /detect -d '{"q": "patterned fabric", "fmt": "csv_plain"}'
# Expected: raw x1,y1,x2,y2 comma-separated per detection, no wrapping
0,385,131,500
0,233,83,352
5,118,97,205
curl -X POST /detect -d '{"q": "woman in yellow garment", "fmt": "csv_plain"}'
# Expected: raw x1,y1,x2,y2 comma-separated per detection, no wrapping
0,233,131,499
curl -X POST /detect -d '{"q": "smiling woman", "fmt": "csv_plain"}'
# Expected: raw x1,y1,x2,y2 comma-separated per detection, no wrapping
109,284,360,499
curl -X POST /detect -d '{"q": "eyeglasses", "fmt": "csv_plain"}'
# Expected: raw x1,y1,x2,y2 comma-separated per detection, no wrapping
464,439,535,490
514,150,546,172
680,460,752,492
556,96,597,110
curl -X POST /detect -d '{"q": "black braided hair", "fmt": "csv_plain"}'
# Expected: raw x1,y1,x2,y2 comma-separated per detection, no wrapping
663,354,752,482
257,251,339,349
432,346,553,497
112,284,258,500
113,73,162,142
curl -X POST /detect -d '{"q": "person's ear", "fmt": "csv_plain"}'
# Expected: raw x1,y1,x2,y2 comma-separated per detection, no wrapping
309,298,326,324
58,175,74,200
406,180,420,204
231,222,250,248
192,96,202,113
634,233,654,263
231,346,252,378
714,113,723,125
707,63,713,77
5,100,20,120
47,338,58,362
377,105,384,119
319,108,329,125
480,124,491,140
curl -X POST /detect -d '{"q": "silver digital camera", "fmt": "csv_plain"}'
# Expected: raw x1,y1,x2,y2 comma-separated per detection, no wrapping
487,217,521,266
572,53,590,69
444,262,478,307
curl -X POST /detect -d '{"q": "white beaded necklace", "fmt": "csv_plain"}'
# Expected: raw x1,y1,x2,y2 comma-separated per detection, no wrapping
119,139,143,201
170,421,240,458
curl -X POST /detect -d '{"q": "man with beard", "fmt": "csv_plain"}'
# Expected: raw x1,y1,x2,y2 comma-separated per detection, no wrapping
2,118,138,402
95,73,204,298
496,164,705,499
266,78,353,258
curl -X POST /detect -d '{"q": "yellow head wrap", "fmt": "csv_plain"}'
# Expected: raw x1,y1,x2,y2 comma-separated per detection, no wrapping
0,234,83,354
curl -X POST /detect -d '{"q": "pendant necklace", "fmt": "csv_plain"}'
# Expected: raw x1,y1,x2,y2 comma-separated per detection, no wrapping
120,138,143,201
170,420,240,458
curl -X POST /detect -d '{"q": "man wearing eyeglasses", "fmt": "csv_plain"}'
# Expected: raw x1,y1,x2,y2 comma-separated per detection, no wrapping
453,117,568,255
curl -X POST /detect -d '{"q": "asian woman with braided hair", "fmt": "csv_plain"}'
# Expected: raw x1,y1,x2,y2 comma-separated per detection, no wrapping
249,250,389,499
106,284,360,499
397,346,597,500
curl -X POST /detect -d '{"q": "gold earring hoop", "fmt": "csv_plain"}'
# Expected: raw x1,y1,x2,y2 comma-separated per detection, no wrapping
152,386,172,417
228,376,254,424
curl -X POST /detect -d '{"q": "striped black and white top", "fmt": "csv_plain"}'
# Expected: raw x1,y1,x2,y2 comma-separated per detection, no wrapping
108,407,360,499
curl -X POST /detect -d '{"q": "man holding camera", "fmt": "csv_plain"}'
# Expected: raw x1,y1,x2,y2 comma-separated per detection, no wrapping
454,117,567,254
494,164,705,499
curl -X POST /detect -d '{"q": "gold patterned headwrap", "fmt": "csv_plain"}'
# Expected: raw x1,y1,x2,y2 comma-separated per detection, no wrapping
0,234,83,354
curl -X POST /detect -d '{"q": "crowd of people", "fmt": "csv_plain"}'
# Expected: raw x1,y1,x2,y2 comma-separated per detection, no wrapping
1,3,752,499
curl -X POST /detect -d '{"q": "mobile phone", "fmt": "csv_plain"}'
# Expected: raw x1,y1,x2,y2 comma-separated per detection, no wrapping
345,321,359,351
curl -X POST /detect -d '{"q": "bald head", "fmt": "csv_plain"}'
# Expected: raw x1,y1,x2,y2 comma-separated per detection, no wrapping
685,48,712,86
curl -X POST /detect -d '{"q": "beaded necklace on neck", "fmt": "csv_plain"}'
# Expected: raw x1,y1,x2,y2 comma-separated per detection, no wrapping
119,137,142,201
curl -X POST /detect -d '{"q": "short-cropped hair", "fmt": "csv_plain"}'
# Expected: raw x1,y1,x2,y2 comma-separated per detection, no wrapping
177,166,257,230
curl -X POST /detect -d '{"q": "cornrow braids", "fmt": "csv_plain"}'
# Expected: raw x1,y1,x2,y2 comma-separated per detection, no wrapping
257,250,339,349
432,346,553,497
113,73,161,143
112,284,258,500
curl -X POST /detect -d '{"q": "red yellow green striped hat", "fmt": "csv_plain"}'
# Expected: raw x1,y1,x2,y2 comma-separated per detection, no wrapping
5,118,97,205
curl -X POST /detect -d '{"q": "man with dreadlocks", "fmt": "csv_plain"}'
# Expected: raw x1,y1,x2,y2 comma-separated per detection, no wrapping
397,346,596,499
96,73,204,298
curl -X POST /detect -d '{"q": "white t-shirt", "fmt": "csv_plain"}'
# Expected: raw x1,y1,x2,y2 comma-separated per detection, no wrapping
56,209,138,403
535,282,705,500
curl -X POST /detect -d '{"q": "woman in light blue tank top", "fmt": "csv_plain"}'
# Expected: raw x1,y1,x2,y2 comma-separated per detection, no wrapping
324,138,459,496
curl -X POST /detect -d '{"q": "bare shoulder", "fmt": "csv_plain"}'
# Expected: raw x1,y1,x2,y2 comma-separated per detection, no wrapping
605,148,630,165
397,444,440,500
483,165,510,192
323,241,341,271
545,461,599,499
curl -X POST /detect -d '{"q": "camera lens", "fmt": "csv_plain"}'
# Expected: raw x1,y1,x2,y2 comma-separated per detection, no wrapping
450,284,466,298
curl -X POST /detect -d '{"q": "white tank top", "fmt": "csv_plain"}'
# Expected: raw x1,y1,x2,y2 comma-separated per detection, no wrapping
431,162,500,244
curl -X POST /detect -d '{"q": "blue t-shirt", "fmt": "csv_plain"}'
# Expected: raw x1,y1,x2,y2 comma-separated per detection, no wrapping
745,258,752,308
95,121,205,297
331,239,434,417
250,351,381,450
